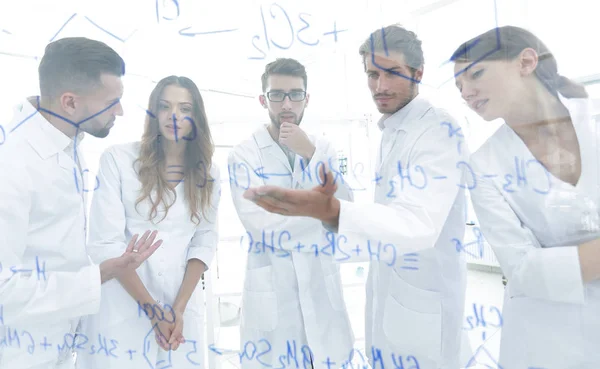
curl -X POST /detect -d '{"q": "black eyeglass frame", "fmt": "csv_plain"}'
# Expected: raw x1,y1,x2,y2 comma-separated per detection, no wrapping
264,90,307,102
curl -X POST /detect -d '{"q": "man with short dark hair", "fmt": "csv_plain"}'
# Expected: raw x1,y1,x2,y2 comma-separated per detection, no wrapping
0,37,161,369
245,26,470,369
228,58,354,369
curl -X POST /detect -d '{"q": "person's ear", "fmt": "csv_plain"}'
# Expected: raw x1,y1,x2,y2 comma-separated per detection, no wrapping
305,92,310,108
413,67,424,83
259,94,268,108
60,93,78,116
518,48,538,77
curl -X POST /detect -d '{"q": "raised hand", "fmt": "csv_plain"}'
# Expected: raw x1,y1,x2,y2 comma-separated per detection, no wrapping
100,230,163,283
118,230,163,272
243,165,340,226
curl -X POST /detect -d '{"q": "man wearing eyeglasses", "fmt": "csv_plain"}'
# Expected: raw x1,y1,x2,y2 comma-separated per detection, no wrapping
227,58,355,369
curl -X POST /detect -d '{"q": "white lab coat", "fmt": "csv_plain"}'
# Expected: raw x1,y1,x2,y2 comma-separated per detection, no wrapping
469,93,600,369
336,96,470,369
78,142,220,369
0,98,101,369
228,126,354,369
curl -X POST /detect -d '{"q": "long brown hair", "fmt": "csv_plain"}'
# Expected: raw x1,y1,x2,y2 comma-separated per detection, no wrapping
134,76,215,224
450,26,588,99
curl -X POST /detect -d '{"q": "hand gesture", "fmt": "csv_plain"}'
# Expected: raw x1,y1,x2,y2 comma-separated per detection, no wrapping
279,123,315,159
243,165,338,220
100,230,163,283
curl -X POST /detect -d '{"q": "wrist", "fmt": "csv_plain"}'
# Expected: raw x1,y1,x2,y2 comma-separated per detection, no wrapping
323,197,340,228
299,144,315,161
172,302,186,315
99,260,116,284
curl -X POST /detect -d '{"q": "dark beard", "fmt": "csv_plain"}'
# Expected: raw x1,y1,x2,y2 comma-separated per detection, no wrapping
376,82,417,115
269,111,304,128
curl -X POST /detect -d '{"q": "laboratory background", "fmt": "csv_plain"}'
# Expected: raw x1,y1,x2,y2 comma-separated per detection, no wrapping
1,0,599,368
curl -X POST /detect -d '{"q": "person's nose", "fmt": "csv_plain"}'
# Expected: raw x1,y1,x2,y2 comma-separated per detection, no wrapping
114,100,124,116
461,82,477,102
376,75,390,94
169,106,181,122
281,95,293,110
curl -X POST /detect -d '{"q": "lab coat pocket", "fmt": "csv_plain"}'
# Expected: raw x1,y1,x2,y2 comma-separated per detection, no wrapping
324,271,346,312
383,274,442,362
242,265,278,331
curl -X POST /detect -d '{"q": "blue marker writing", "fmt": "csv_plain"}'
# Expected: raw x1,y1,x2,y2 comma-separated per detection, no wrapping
144,324,172,367
502,156,552,194
137,300,176,324
453,226,485,259
322,21,347,43
249,3,344,59
7,257,47,281
396,161,428,191
156,0,180,23
229,162,251,190
370,346,385,369
463,302,503,332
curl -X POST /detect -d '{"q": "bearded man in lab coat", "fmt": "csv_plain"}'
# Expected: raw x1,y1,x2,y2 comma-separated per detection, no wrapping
228,58,355,369
0,37,161,369
244,27,472,369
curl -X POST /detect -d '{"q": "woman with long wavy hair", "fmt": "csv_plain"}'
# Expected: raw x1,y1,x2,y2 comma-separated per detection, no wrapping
79,76,220,369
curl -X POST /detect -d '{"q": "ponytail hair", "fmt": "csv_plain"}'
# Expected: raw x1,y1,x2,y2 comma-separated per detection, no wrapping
450,26,588,99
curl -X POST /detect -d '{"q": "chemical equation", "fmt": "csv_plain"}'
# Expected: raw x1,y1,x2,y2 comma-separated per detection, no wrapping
0,326,203,366
2,299,199,367
226,120,551,196
239,230,420,270
210,339,421,369
229,154,553,196
249,2,347,60
0,257,47,281
228,155,340,190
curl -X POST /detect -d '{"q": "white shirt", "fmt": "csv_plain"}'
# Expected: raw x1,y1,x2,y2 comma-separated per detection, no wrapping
336,95,470,368
469,93,600,368
0,97,101,369
228,126,355,369
78,141,220,369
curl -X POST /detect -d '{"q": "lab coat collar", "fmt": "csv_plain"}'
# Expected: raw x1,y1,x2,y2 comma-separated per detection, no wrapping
377,94,431,132
253,124,294,171
254,124,278,148
19,96,85,160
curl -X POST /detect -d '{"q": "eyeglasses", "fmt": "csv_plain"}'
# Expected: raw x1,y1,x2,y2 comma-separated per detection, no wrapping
265,90,306,102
